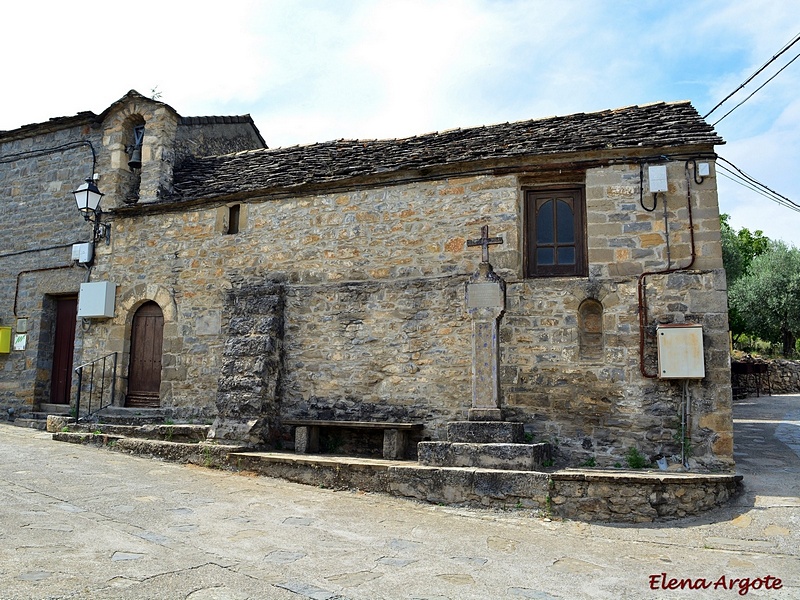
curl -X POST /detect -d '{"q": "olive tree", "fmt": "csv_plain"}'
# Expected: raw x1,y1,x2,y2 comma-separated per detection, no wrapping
729,242,800,357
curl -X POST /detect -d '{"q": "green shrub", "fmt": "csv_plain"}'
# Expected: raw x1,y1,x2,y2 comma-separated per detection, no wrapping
625,447,650,469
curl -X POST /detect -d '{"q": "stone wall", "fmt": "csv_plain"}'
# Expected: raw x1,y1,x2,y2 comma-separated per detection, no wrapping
767,359,800,394
174,119,266,165
550,470,743,522
0,122,100,415
0,93,266,417
87,156,734,471
209,280,284,445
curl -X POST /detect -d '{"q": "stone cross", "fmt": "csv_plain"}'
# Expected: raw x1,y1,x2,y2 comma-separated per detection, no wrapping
467,225,503,264
465,225,506,421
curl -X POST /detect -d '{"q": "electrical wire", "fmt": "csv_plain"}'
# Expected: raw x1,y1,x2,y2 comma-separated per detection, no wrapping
717,169,800,213
716,156,800,213
0,140,97,177
704,30,800,119
712,50,800,126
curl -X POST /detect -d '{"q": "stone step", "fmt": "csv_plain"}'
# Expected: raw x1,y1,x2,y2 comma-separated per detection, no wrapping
39,403,71,415
446,421,524,444
90,407,172,425
52,432,125,446
418,441,552,471
10,418,48,431
64,422,210,443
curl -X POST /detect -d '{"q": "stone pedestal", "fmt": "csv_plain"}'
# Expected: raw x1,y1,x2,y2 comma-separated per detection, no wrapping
418,419,551,471
447,420,523,443
418,441,552,471
466,263,505,421
416,234,553,472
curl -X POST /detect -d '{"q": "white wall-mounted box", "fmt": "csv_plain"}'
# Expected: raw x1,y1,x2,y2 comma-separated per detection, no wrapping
77,282,116,318
71,242,94,264
657,324,705,379
648,164,668,193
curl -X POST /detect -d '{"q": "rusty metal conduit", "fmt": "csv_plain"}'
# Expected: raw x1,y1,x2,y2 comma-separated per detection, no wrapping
638,161,698,378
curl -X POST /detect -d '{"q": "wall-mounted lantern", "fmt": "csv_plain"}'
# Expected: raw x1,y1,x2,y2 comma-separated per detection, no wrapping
73,178,110,244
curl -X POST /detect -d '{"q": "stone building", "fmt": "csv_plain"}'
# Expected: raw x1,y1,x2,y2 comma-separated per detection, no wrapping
2,91,733,471
0,91,265,418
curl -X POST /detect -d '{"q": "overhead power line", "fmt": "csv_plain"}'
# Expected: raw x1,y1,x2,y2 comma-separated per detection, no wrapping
704,30,800,120
712,50,800,126
716,156,800,213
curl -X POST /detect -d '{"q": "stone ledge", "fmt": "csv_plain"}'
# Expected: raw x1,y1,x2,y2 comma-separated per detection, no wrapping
49,434,744,523
553,468,743,484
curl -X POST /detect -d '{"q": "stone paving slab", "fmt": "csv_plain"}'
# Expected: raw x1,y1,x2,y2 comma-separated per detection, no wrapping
0,394,799,599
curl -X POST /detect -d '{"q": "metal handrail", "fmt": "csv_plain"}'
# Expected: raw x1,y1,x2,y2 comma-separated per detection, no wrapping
74,352,117,421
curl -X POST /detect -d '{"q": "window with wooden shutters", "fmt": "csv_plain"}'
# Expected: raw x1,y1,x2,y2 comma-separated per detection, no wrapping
525,188,587,277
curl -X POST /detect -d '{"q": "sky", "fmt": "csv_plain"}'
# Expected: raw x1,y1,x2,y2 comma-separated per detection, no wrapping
2,0,799,245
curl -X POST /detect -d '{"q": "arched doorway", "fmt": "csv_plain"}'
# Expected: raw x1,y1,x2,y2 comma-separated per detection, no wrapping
126,301,164,408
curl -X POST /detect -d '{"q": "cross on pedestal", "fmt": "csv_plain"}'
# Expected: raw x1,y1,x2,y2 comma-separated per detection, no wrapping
467,225,503,264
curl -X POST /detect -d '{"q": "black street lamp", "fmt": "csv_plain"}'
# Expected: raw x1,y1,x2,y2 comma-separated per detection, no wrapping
73,178,110,244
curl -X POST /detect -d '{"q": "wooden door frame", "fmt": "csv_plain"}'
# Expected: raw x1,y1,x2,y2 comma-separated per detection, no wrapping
49,295,78,405
125,301,164,408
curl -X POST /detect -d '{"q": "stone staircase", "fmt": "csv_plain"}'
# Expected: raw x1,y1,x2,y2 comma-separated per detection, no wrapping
418,421,552,471
10,403,71,430
11,405,177,430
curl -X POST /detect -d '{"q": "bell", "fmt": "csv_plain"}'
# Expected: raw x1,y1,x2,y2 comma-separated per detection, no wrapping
128,145,143,170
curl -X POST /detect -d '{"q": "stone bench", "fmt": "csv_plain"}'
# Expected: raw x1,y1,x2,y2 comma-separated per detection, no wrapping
283,419,423,460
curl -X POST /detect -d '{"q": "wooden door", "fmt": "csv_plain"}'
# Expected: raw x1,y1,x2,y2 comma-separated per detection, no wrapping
50,297,78,404
126,302,164,408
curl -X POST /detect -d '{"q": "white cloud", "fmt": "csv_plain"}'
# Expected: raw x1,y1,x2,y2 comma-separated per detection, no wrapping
2,0,798,244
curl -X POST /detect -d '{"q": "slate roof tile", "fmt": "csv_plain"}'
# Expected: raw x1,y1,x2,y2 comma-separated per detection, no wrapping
170,101,723,202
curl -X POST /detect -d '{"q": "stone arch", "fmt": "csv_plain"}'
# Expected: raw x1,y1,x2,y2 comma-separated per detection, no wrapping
102,108,150,207
109,284,178,407
126,301,164,407
99,93,179,207
578,298,604,361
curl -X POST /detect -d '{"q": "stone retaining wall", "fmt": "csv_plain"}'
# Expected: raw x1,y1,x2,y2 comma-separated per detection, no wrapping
767,359,800,394
50,432,744,522
550,470,743,522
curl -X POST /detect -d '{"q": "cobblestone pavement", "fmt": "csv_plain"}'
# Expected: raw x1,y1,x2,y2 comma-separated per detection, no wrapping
1,395,798,600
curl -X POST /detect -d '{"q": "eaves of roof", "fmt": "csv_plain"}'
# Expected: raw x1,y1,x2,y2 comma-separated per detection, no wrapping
162,101,723,208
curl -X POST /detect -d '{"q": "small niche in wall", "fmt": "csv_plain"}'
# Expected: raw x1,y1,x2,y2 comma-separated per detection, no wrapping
578,298,604,360
216,203,247,235
227,204,241,234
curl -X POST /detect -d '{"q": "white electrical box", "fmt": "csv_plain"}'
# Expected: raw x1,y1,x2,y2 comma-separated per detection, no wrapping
648,165,668,193
656,324,705,379
71,242,94,264
77,281,116,318
697,162,710,177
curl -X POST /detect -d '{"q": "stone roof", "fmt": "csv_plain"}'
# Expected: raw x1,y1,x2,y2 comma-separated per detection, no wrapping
170,101,723,202
180,115,259,126
0,90,261,145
